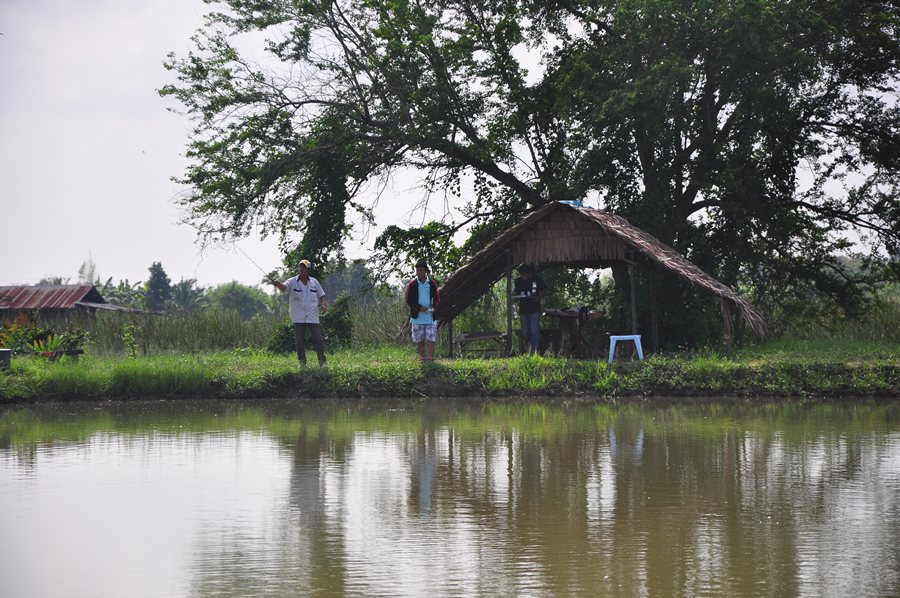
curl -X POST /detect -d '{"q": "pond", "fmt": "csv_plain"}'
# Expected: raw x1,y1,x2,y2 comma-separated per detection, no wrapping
1,399,898,597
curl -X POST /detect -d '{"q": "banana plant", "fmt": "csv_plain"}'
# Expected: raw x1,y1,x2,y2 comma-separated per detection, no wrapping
31,335,62,355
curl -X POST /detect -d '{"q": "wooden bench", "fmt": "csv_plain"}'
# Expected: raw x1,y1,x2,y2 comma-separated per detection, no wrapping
456,331,508,357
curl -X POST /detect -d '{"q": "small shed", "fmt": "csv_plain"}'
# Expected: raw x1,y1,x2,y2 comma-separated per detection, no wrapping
0,285,134,320
434,202,766,354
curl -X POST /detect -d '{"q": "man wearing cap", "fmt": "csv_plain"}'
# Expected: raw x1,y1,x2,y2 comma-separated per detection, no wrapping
405,259,440,363
270,260,329,367
514,264,545,354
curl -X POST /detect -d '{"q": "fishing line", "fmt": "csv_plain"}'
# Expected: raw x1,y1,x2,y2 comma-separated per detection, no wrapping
233,243,275,282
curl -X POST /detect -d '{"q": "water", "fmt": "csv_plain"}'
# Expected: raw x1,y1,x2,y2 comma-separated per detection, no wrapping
1,400,898,598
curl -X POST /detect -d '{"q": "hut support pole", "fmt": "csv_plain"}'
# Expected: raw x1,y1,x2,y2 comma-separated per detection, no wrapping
721,300,734,353
649,267,659,353
629,264,638,334
505,250,513,356
447,318,454,358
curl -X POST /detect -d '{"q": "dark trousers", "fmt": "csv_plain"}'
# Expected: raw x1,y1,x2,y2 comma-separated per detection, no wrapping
520,311,541,353
293,323,326,365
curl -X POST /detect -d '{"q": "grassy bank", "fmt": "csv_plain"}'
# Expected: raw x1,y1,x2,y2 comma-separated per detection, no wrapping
1,340,898,403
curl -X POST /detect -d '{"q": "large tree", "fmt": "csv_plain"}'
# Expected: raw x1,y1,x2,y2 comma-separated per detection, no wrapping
145,262,172,312
206,281,271,320
161,0,899,319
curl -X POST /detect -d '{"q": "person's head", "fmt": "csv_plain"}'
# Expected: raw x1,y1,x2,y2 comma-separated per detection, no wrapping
415,259,429,281
297,259,311,277
519,264,533,279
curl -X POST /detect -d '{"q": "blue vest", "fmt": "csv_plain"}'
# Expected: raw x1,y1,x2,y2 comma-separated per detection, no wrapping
412,277,434,324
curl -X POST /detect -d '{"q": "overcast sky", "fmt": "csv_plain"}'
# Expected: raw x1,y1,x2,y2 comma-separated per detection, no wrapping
0,0,438,289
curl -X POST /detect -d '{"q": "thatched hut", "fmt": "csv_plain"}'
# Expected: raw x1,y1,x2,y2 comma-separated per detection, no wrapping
434,202,766,355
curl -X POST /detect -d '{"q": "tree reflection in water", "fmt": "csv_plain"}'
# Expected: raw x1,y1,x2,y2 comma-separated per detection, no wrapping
0,400,897,597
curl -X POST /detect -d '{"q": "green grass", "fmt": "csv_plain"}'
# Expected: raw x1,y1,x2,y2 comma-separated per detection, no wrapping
2,339,898,402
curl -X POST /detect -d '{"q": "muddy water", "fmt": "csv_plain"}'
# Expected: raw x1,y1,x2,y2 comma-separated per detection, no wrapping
1,400,898,597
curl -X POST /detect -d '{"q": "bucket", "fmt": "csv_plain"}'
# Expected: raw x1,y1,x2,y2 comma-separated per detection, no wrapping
0,348,11,370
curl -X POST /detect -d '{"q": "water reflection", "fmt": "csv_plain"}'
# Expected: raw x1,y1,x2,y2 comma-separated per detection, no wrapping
0,400,898,597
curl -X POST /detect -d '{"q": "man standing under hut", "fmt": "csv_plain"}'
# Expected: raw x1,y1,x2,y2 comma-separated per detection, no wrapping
514,264,545,354
269,259,329,367
405,259,440,363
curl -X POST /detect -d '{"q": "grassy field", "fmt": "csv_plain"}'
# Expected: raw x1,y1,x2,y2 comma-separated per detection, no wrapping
2,340,898,403
3,284,898,402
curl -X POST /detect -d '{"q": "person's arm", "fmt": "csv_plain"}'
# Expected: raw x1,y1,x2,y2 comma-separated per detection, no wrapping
513,278,524,299
316,281,328,312
270,277,286,292
405,280,419,311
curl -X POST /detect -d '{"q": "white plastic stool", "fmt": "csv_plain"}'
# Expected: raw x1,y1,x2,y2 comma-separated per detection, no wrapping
608,335,644,363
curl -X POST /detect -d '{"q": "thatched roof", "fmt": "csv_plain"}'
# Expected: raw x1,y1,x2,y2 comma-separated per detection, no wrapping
434,202,767,338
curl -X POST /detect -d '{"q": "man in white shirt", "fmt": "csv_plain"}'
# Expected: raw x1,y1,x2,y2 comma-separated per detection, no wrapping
270,259,329,367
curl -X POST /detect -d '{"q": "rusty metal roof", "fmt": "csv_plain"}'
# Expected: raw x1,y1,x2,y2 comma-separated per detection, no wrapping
0,285,108,310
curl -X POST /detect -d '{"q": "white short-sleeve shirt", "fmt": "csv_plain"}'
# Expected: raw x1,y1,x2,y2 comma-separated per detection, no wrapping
283,276,325,324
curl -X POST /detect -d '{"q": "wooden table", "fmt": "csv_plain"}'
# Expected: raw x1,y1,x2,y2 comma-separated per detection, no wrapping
542,308,593,356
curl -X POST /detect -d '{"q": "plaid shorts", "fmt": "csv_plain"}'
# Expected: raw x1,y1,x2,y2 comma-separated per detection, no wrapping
411,322,437,343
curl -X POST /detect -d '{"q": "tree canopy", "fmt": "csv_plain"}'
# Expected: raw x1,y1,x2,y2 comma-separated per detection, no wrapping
161,0,900,322
145,262,172,312
206,281,273,320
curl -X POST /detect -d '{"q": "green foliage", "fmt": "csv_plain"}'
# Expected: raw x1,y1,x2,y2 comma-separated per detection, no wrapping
452,282,506,333
206,281,271,320
30,335,62,354
291,152,351,267
145,262,172,312
0,313,53,354
37,276,70,285
770,282,900,343
56,330,88,353
122,323,138,358
170,278,207,313
96,277,145,309
321,294,353,349
268,294,355,354
63,310,280,356
347,294,410,347
266,322,295,355
374,222,464,280
3,340,897,402
321,259,380,298
0,313,87,356
161,0,900,343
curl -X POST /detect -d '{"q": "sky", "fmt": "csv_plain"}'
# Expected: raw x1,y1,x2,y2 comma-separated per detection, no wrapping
0,0,437,289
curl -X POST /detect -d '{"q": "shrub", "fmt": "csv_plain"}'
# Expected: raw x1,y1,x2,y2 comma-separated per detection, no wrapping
266,294,354,354
267,323,295,355
0,312,86,355
322,295,353,349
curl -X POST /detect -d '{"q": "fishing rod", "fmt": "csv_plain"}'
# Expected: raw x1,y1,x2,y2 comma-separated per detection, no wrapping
234,243,278,284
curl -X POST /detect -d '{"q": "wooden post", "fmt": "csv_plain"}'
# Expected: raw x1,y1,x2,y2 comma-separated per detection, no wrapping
505,250,513,356
629,264,638,334
721,299,734,353
649,266,659,353
447,318,454,358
